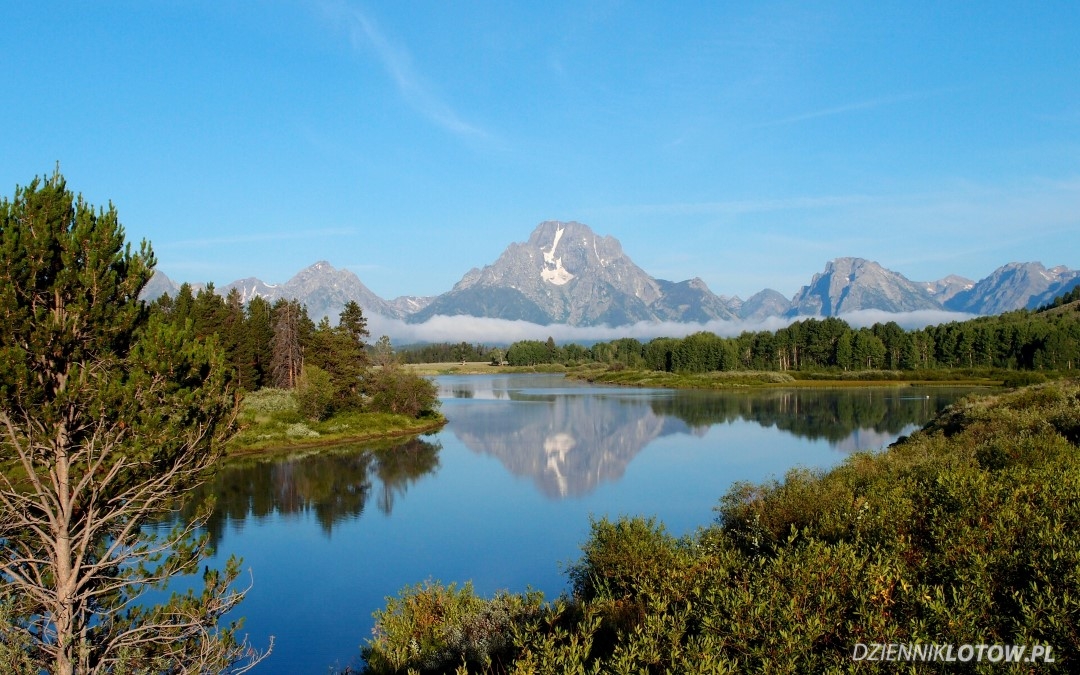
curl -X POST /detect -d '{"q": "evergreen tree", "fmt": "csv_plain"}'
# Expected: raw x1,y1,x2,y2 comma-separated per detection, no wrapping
245,294,274,388
191,283,228,340
172,281,195,326
0,171,265,674
304,304,369,411
372,335,397,369
223,288,256,391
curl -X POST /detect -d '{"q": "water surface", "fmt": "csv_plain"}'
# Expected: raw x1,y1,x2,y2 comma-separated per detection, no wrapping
187,374,980,673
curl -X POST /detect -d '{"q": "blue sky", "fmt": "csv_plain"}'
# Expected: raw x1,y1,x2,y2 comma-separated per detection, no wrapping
3,1,1079,302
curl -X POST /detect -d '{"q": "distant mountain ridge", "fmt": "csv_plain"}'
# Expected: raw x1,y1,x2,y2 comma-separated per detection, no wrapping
141,221,1080,327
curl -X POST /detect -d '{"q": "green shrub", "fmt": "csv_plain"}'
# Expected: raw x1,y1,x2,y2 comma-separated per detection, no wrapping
361,581,544,674
296,364,335,421
365,367,440,418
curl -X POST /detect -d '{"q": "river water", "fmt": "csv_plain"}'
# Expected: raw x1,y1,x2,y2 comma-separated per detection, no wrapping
182,374,981,673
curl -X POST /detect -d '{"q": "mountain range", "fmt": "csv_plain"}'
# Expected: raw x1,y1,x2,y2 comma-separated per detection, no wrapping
144,220,1080,327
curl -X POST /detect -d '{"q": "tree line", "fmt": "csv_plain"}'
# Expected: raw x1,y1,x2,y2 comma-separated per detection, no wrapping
396,341,498,365
501,306,1080,374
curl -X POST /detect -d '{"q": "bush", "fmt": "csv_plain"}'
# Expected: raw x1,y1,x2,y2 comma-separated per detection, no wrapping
361,580,544,674
567,517,684,603
296,364,335,421
366,367,440,418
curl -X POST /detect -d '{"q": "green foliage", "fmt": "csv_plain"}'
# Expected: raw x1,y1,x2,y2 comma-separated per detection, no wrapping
307,301,371,411
568,517,685,603
361,580,545,674
586,309,1080,377
228,388,442,453
366,366,441,418
397,342,497,365
0,590,36,675
296,364,335,421
0,170,261,673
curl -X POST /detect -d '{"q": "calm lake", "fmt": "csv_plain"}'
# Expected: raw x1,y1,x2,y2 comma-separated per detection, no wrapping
183,374,982,673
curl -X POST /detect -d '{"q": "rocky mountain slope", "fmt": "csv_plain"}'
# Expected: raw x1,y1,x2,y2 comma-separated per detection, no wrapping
220,261,399,321
407,221,737,326
943,262,1080,314
787,257,944,316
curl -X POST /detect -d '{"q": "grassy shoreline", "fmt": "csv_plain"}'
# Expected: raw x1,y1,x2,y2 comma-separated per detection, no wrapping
568,366,1005,389
230,364,1034,455
403,361,1017,388
226,388,446,456
403,361,568,375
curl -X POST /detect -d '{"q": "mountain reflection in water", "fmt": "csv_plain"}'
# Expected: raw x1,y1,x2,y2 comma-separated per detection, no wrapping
439,375,973,499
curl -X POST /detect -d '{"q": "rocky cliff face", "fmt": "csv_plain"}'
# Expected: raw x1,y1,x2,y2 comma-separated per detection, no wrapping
788,257,941,316
737,288,792,321
409,221,736,325
922,274,975,305
140,270,179,301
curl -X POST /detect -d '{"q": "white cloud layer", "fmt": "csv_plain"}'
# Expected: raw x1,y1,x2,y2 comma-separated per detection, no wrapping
365,310,976,346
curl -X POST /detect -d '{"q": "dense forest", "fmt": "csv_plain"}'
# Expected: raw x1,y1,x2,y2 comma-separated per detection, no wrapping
397,341,499,365
499,301,1080,375
147,284,438,420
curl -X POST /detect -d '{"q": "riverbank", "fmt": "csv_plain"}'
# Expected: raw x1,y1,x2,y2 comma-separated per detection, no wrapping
226,388,445,456
404,362,1018,388
404,361,568,375
568,366,1009,389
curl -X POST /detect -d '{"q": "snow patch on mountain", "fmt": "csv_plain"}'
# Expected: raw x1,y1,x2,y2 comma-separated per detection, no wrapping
540,224,575,285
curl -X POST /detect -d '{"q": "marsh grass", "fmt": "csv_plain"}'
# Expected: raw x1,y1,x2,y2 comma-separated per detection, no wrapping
571,368,796,389
570,366,1017,390
405,362,568,375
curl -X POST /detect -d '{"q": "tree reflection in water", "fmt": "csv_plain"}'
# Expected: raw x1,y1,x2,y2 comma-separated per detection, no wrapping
650,388,954,443
180,437,441,548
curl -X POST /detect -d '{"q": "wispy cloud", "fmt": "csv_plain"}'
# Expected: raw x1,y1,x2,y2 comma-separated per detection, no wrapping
750,90,949,129
321,1,487,138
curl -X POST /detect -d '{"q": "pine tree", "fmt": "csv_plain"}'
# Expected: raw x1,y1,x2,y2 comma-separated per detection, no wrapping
245,294,274,388
0,171,267,673
223,288,257,391
306,303,369,411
